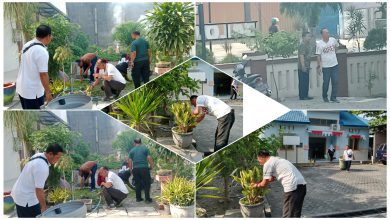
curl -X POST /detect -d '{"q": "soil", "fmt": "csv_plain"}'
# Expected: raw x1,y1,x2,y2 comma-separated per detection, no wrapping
196,175,243,217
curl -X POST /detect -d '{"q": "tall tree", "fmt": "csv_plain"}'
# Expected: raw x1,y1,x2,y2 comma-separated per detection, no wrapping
352,111,386,132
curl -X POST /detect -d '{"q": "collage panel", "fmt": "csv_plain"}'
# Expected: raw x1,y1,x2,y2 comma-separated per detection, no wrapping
4,2,195,110
196,110,386,218
104,58,244,163
196,2,387,109
4,110,195,218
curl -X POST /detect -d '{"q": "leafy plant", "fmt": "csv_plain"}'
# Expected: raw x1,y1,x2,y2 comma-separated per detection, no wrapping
54,154,75,177
112,130,143,154
47,188,71,204
30,124,80,152
171,102,198,133
50,79,69,97
160,177,195,207
4,3,38,43
114,87,166,136
196,44,216,64
346,6,366,52
218,53,241,64
54,46,74,70
232,166,269,205
87,45,121,61
196,157,223,199
145,2,195,65
363,28,387,51
113,21,145,48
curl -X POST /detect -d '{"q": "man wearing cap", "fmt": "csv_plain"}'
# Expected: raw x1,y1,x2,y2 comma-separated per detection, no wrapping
128,138,154,203
252,150,306,217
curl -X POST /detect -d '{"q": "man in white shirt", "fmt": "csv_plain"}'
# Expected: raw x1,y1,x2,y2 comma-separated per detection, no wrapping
316,28,340,103
343,145,355,172
16,25,53,109
230,79,238,100
11,144,64,217
99,167,129,208
190,95,235,156
252,151,306,217
88,58,126,101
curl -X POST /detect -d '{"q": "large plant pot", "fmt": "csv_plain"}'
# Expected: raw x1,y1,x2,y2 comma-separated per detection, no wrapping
169,204,194,218
46,94,92,109
172,127,193,149
339,158,346,170
239,197,265,218
4,82,16,105
38,201,87,218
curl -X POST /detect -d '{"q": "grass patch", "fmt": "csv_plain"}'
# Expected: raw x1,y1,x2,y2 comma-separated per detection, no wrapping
72,188,101,204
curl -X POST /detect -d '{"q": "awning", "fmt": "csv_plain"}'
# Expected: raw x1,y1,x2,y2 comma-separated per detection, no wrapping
350,134,363,139
309,130,343,137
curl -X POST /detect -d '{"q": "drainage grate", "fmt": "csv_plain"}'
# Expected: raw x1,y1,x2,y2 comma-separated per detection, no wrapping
312,207,387,218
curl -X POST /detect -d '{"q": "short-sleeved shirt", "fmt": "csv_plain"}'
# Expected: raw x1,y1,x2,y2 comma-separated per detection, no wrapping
11,153,50,207
196,95,232,119
16,39,49,99
263,156,306,193
298,42,312,70
129,145,150,169
316,37,339,68
105,63,126,84
130,38,149,62
107,171,129,194
344,149,353,161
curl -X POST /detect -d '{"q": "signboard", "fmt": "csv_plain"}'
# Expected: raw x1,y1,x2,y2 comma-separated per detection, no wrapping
283,136,300,145
196,21,257,41
188,71,207,82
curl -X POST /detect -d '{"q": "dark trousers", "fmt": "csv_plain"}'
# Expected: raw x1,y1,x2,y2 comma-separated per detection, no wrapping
89,56,98,82
90,164,97,190
322,65,339,100
298,69,309,99
345,160,352,171
118,170,131,187
104,80,125,98
132,167,151,200
16,203,41,218
131,60,150,89
19,95,44,109
102,187,127,205
283,184,306,218
230,86,237,99
215,110,235,153
328,150,335,162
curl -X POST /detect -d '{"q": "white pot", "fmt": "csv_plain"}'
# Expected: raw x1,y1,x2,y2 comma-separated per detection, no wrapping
172,127,193,149
239,197,265,218
169,204,194,218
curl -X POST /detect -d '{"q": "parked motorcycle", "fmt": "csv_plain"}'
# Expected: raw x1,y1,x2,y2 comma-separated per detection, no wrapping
233,55,272,97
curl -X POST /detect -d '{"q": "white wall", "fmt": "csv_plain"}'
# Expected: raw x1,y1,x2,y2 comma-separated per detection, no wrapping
3,17,20,82
3,128,21,192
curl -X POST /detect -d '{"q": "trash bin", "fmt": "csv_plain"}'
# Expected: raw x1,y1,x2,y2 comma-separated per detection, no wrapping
339,157,346,170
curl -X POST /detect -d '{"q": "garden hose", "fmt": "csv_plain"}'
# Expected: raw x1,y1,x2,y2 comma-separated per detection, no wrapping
86,193,102,217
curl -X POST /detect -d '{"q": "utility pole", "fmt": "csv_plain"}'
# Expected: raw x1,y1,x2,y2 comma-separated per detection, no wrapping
198,3,206,59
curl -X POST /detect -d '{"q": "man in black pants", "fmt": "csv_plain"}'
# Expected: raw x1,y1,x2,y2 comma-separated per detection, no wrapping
16,25,53,109
190,95,235,156
253,150,307,217
298,32,314,100
99,167,129,208
130,31,151,88
128,138,154,203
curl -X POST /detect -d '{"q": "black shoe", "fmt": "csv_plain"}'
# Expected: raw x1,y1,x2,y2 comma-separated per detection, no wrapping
300,97,313,100
323,97,329,102
136,198,144,202
145,198,153,204
330,98,340,103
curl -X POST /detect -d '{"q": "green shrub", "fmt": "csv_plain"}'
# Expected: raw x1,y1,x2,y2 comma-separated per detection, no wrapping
171,102,198,133
364,28,387,51
47,188,71,204
219,53,241,64
161,177,195,207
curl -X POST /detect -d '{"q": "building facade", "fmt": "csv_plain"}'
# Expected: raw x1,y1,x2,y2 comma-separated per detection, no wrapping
262,111,370,163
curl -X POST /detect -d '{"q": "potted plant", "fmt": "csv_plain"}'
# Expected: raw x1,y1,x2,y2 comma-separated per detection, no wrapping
170,102,197,149
4,82,16,105
47,188,71,205
232,166,269,218
161,177,195,217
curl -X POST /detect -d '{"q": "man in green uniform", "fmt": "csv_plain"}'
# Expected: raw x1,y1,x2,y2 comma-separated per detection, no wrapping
130,31,151,88
128,138,154,203
298,32,314,100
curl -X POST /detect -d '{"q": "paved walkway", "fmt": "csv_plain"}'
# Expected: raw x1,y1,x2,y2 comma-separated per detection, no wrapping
266,163,387,217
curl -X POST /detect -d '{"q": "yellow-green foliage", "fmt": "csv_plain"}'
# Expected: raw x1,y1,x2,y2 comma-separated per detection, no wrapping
171,102,197,133
161,177,195,207
232,166,269,205
47,188,71,204
50,79,69,96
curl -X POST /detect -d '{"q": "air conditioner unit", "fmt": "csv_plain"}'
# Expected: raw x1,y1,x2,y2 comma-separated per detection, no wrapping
330,124,340,131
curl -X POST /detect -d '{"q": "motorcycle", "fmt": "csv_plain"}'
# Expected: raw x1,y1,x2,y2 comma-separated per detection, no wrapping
233,55,272,97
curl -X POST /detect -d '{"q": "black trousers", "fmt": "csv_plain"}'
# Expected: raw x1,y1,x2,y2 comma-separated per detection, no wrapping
322,65,339,100
345,160,352,171
215,110,235,153
104,80,125,98
102,187,127,205
132,167,151,200
230,86,237,99
283,184,306,218
328,150,335,162
19,95,44,109
131,60,150,89
16,203,41,218
298,69,309,99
